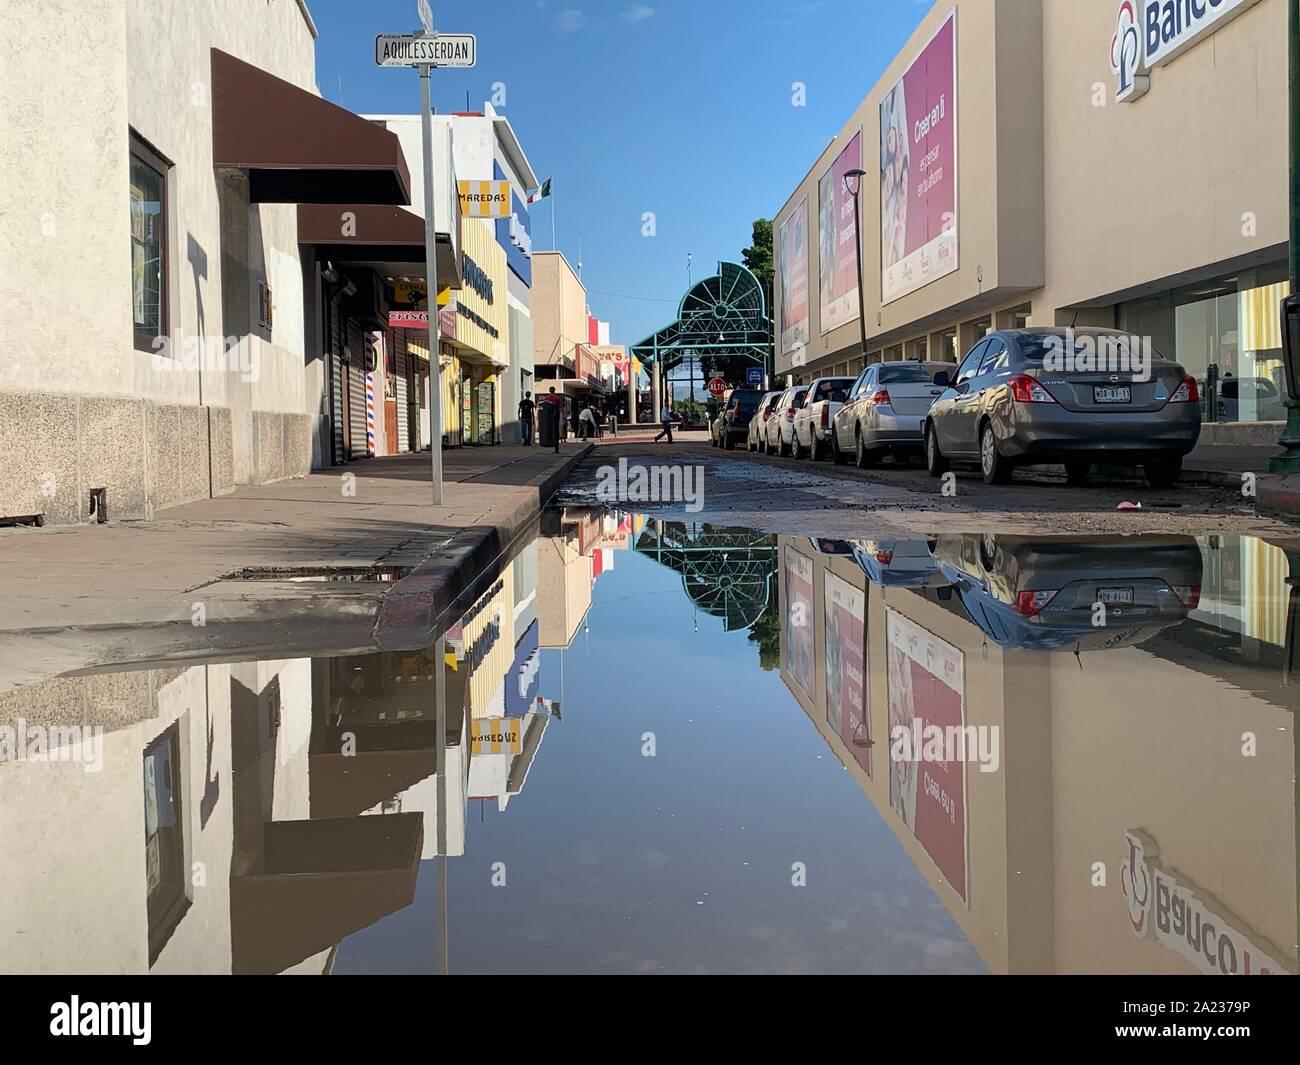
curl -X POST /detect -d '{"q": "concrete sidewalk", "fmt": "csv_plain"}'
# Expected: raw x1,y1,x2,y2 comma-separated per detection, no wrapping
0,442,591,693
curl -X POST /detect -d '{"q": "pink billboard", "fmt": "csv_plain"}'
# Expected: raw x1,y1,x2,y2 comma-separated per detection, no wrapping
778,196,810,356
880,11,958,305
824,572,869,776
817,131,862,333
782,547,815,702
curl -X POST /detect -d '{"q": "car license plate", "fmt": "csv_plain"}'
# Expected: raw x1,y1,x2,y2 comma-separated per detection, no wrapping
1097,586,1134,604
1094,385,1131,403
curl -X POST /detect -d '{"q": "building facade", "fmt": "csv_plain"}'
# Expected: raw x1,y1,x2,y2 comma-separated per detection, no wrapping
772,0,1289,437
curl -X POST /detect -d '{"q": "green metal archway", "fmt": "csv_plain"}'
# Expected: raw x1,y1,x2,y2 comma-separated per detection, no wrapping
629,261,773,379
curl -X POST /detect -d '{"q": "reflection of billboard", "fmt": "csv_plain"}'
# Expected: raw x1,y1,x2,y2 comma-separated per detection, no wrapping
818,132,862,332
782,548,815,700
778,197,810,354
886,609,966,903
880,11,958,304
825,573,868,776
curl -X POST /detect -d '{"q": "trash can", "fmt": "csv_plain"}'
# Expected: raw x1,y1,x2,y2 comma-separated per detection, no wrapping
537,400,561,449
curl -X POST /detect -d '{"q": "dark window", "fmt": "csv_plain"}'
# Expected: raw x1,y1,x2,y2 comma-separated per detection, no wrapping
849,368,872,399
130,134,170,352
955,340,990,385
977,339,1009,375
791,389,809,409
143,723,190,964
878,364,938,385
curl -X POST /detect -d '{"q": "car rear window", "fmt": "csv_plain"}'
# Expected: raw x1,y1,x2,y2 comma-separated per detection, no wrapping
731,391,762,410
1017,332,1168,363
813,379,855,401
791,390,808,408
878,364,938,384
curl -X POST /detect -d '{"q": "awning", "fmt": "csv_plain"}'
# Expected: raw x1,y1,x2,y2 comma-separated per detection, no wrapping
212,48,410,205
298,203,460,287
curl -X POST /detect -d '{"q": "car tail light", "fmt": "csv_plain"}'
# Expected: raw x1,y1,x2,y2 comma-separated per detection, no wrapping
1169,375,1199,403
868,389,891,405
874,549,894,565
1013,589,1058,617
820,405,830,428
1009,374,1057,404
1170,584,1201,609
762,410,772,421
785,408,795,422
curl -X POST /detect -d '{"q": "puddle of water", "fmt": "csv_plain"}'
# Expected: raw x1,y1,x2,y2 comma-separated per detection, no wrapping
1,509,1296,975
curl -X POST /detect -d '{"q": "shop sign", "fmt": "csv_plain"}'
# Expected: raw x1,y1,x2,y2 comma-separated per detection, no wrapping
458,179,511,219
393,280,427,306
1121,830,1290,974
470,717,522,755
389,310,430,330
1111,0,1264,103
462,254,495,304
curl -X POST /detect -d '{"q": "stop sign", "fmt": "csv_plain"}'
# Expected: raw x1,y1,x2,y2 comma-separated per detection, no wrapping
707,377,727,397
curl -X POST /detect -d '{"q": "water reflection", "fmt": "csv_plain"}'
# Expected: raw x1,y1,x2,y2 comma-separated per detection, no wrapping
0,514,1295,975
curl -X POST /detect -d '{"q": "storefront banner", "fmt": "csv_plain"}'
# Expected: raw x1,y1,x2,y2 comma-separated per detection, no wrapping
880,11,958,305
782,547,815,701
779,196,810,354
818,133,862,333
825,572,869,776
886,608,967,903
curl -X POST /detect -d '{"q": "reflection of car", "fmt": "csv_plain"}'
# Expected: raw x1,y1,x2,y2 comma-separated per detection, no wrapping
807,537,855,556
747,392,781,451
833,361,956,467
791,377,856,460
850,539,949,588
763,385,809,456
1216,376,1286,422
924,329,1201,487
711,388,765,450
928,532,1202,651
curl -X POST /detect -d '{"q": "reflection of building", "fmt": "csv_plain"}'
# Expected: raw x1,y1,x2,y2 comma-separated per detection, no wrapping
777,534,1298,975
536,508,632,649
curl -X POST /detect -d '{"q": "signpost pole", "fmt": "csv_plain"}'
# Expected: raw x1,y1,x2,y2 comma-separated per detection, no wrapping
420,63,443,504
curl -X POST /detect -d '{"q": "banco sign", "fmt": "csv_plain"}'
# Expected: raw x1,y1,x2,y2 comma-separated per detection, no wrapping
1110,0,1264,103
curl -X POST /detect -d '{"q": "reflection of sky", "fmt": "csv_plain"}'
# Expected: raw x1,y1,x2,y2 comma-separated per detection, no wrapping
336,540,983,975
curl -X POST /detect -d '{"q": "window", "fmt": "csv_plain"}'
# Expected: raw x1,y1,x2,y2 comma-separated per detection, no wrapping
955,340,990,385
879,363,938,385
978,339,1009,375
143,723,189,964
130,134,169,351
849,367,873,399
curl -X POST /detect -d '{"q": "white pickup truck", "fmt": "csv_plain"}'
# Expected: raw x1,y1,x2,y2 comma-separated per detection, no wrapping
791,376,856,460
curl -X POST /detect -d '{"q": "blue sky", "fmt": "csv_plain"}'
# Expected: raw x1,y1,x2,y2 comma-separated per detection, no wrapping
313,0,933,346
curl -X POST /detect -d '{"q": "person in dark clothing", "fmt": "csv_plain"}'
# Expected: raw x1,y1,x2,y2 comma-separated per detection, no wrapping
543,386,563,453
654,404,674,443
518,391,536,445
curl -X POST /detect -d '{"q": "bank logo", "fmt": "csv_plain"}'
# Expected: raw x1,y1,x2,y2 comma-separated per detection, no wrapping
1120,829,1154,934
1110,1,1149,103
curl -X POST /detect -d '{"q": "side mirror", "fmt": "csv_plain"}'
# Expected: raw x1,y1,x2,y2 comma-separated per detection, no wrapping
932,370,951,387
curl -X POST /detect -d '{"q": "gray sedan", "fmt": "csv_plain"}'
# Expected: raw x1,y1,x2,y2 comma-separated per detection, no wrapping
924,328,1201,487
831,361,955,467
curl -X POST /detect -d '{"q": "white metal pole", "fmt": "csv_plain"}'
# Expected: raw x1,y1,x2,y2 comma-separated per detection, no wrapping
420,65,443,505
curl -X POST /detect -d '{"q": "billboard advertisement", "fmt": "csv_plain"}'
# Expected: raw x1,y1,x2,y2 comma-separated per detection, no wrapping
817,132,862,333
824,572,869,776
886,608,967,903
778,196,810,355
880,11,958,305
782,547,815,702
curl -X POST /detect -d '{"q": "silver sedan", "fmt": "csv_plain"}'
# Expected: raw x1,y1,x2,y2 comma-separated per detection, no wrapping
832,361,956,467
924,328,1201,487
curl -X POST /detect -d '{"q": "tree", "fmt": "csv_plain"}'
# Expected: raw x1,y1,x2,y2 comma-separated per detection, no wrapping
741,219,775,377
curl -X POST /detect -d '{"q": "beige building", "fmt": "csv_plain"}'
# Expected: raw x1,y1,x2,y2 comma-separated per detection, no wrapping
773,0,1289,437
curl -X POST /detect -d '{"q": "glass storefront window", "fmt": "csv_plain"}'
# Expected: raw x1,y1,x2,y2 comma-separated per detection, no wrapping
1120,264,1290,424
129,138,167,350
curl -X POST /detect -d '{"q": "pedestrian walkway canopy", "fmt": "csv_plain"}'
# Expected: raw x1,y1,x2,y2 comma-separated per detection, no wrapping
629,261,773,376
634,522,776,630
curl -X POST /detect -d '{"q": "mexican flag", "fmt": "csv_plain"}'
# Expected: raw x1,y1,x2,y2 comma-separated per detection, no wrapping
527,178,552,204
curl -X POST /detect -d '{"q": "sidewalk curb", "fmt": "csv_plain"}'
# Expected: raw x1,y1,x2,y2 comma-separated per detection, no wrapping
1256,472,1300,517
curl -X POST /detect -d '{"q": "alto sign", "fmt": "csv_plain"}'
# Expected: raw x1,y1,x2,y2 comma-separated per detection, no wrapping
1111,0,1264,102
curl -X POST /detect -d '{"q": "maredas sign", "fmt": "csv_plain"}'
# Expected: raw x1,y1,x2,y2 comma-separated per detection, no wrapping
1111,0,1265,102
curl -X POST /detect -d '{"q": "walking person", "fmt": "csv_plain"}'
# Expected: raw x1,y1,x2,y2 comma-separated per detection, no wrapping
543,386,564,453
578,403,597,440
518,391,535,446
654,403,675,444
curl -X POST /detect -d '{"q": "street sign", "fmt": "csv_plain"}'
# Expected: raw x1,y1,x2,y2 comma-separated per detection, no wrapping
746,367,764,386
707,377,728,398
375,33,476,68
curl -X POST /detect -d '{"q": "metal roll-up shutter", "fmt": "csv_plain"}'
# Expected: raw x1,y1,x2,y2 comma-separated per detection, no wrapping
347,320,368,459
329,297,345,465
395,331,409,451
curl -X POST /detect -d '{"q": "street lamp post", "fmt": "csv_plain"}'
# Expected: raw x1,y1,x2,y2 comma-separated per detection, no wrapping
843,168,870,364
1272,0,1300,473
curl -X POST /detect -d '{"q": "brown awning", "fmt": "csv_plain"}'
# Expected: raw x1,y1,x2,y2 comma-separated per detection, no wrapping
212,48,410,205
298,203,462,288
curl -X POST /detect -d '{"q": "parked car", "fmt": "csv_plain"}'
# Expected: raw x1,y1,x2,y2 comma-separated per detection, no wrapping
1216,375,1286,423
791,377,856,460
763,385,809,456
850,538,949,589
923,328,1201,487
711,388,765,450
929,532,1201,651
832,361,956,467
747,391,781,451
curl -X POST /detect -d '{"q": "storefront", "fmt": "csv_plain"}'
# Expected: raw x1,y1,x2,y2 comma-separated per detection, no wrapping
772,0,1289,433
444,217,509,445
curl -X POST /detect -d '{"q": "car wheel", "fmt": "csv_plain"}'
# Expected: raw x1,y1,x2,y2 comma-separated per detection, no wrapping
924,423,949,477
779,436,790,457
980,422,1013,485
723,432,735,451
831,432,848,465
979,533,1000,572
1064,460,1090,486
856,429,880,468
811,436,826,461
791,433,805,460
1144,455,1182,488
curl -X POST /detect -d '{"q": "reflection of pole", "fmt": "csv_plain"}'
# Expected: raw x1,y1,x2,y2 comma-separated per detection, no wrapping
434,634,448,975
